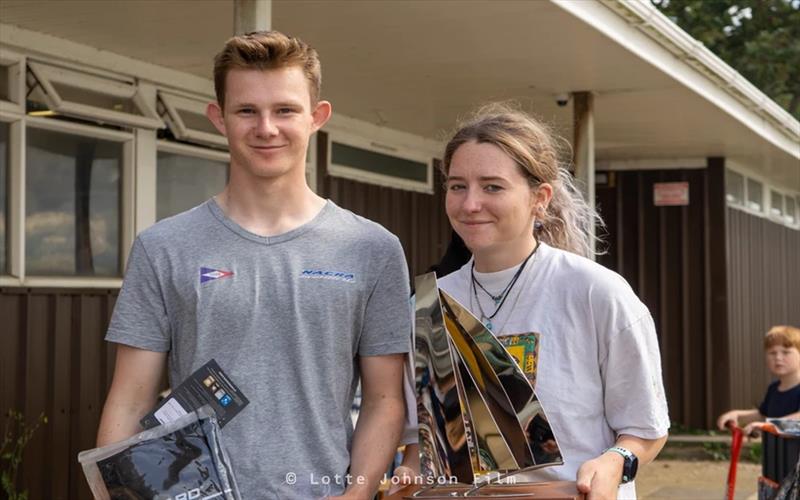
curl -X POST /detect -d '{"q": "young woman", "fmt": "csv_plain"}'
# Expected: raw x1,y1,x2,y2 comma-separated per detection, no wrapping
395,104,669,499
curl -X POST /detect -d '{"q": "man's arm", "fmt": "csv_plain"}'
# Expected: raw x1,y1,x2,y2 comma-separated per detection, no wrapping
96,345,167,447
338,353,406,500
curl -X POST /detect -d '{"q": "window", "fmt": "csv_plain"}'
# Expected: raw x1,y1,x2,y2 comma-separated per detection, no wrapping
0,52,24,113
0,65,9,102
786,196,797,226
725,169,744,206
26,62,162,129
158,91,226,148
746,178,763,212
157,145,228,221
328,133,433,193
26,127,122,276
770,190,784,219
0,121,8,273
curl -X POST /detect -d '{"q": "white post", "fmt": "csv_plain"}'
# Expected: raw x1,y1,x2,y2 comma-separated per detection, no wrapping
133,83,157,240
572,91,596,258
234,0,272,34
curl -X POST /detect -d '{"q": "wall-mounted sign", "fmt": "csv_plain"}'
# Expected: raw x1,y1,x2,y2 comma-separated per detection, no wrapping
654,182,689,206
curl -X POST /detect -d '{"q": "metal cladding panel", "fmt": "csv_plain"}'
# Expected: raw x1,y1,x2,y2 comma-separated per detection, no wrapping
0,287,118,500
726,208,800,410
595,165,729,429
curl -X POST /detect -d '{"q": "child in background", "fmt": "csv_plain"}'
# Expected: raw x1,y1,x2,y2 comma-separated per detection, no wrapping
717,325,800,435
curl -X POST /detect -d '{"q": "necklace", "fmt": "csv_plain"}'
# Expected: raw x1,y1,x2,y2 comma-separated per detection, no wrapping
470,244,539,331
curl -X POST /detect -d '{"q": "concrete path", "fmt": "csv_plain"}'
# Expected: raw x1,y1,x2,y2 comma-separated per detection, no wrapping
637,459,760,499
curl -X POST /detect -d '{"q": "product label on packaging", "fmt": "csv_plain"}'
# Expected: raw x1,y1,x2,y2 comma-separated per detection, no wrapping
140,359,249,429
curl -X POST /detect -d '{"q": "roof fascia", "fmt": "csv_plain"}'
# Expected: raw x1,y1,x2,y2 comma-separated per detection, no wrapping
551,0,800,160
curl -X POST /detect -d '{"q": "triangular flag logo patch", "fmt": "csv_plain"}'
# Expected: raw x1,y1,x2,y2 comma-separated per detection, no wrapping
200,267,234,284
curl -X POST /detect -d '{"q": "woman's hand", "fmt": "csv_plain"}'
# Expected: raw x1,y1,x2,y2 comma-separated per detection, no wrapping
387,465,418,494
576,451,624,500
388,444,421,494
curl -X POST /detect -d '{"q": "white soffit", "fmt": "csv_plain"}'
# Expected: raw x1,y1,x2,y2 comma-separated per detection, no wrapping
553,0,799,159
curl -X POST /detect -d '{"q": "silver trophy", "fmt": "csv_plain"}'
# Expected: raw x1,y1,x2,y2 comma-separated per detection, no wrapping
411,273,571,499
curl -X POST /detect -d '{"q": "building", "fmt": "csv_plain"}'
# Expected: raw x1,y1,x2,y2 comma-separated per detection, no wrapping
0,1,798,497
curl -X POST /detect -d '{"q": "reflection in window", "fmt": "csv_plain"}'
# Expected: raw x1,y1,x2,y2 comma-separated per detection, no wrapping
787,197,797,225
725,169,744,206
157,151,227,221
747,178,763,212
770,190,784,218
26,128,121,276
0,122,8,274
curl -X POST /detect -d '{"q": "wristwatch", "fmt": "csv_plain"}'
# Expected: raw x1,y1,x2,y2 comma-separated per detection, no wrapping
605,446,638,483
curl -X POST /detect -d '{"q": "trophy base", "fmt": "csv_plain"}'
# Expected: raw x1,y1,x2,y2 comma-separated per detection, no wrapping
383,480,583,499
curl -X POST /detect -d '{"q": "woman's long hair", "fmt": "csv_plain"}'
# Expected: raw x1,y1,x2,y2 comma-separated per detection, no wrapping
442,103,604,258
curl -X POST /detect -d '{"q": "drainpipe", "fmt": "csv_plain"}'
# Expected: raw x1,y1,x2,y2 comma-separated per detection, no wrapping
234,0,272,34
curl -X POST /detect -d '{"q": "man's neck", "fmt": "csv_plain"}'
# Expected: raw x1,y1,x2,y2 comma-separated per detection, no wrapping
778,371,800,391
217,171,326,237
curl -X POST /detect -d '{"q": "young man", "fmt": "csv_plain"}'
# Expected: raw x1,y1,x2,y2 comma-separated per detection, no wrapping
96,31,410,499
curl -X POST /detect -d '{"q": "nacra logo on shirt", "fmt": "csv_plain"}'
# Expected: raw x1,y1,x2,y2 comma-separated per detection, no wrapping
200,267,234,284
300,269,356,283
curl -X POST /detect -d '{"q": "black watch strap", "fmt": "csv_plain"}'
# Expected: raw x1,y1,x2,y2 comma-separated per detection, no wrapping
605,446,639,483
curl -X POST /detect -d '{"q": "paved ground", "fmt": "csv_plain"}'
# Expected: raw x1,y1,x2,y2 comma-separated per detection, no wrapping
636,459,761,499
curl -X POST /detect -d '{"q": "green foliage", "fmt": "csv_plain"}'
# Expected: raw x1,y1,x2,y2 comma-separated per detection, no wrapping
702,440,731,460
651,0,800,120
1,410,47,500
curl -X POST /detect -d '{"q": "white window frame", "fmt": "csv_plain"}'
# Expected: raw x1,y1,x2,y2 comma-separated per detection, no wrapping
726,163,800,230
27,61,164,130
326,129,433,194
0,113,22,286
19,115,134,287
0,49,25,114
157,90,226,148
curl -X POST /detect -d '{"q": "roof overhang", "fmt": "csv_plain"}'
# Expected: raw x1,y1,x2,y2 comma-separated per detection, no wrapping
1,0,797,188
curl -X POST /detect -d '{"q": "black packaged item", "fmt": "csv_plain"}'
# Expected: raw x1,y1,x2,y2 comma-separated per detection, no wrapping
79,406,240,500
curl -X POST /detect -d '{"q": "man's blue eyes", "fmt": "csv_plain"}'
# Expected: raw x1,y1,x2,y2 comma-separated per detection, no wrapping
236,108,297,115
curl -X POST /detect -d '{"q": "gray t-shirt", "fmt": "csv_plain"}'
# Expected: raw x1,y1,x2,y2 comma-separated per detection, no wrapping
106,199,411,499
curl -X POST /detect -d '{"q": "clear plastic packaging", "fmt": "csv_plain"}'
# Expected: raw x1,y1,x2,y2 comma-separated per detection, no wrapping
78,406,241,500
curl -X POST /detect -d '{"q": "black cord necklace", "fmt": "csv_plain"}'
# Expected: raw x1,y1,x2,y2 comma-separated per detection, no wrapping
471,244,539,330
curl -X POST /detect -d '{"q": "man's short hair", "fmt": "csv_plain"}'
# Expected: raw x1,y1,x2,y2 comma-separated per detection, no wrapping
213,30,321,109
764,325,800,351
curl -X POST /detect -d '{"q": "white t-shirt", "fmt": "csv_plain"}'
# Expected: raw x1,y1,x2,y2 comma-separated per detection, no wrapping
405,243,670,499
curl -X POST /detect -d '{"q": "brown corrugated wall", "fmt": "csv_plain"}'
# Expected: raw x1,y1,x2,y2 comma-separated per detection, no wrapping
726,208,800,410
0,287,118,499
595,160,730,429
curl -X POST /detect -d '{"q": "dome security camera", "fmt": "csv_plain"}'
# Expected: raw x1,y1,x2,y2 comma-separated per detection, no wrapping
556,93,570,107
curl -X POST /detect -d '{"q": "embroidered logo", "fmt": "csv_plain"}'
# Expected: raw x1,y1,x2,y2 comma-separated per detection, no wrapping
200,267,234,284
299,269,356,283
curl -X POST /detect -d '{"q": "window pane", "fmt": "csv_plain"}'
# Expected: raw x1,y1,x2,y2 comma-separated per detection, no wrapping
786,197,797,225
0,122,8,274
179,110,221,136
770,190,784,218
747,178,763,212
331,142,428,182
26,128,121,276
0,65,9,102
157,151,227,221
725,169,744,205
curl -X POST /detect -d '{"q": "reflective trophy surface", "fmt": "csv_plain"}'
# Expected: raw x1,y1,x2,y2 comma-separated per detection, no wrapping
389,273,581,499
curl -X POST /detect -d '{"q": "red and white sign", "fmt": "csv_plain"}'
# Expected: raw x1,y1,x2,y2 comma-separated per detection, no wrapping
653,182,689,206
